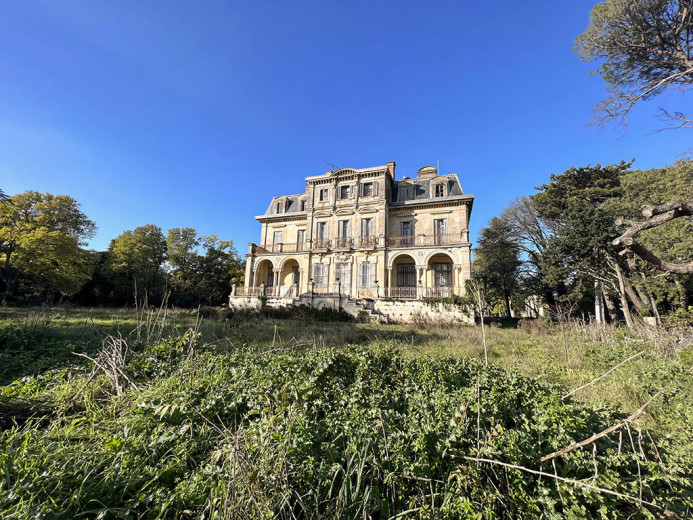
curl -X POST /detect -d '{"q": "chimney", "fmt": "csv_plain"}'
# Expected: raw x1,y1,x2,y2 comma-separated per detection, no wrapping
417,165,437,178
386,161,396,179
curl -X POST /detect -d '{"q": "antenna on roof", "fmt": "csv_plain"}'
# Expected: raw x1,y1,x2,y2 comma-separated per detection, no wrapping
323,160,339,172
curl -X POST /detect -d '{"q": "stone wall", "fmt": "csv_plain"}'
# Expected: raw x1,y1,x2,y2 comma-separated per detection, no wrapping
374,300,473,325
228,294,473,325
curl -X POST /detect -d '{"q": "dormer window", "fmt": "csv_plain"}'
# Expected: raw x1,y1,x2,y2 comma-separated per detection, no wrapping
434,184,445,198
399,185,412,201
276,202,282,213
300,200,306,211
285,199,291,212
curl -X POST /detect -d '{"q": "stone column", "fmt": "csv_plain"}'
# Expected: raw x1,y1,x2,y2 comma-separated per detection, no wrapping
274,270,280,297
416,266,426,299
386,267,392,298
453,264,463,295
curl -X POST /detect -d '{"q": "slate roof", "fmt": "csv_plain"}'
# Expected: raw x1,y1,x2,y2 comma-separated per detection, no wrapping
390,174,466,204
263,194,307,216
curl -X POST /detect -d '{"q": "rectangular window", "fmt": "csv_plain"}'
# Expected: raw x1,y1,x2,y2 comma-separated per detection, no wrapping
361,182,374,197
336,262,351,293
361,218,373,237
400,221,413,245
433,263,452,287
276,202,282,213
316,222,327,239
297,230,305,251
338,220,349,238
358,261,373,287
396,263,416,287
272,231,283,244
399,186,412,201
312,263,327,286
300,200,306,211
434,184,445,197
340,185,351,199
319,188,328,202
434,218,447,244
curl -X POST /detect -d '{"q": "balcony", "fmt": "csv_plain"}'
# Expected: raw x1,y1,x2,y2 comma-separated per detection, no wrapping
356,236,377,249
334,237,353,249
249,231,469,256
387,232,469,248
313,238,332,250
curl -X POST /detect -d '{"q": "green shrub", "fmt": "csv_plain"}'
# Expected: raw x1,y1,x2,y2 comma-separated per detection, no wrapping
664,306,693,328
1,343,691,519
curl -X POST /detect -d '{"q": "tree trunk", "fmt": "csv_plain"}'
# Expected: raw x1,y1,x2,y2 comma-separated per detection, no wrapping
594,281,606,324
623,276,648,314
0,251,19,300
613,262,635,328
603,291,620,323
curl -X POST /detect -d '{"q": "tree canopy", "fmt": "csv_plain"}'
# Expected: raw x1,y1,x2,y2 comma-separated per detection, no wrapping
0,191,96,301
576,0,693,128
107,224,168,303
473,217,521,316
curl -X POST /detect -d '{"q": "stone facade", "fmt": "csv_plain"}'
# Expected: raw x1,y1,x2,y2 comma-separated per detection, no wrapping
231,161,474,322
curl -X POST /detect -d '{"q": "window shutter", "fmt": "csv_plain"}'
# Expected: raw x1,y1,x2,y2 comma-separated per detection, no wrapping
350,185,355,198
374,182,379,196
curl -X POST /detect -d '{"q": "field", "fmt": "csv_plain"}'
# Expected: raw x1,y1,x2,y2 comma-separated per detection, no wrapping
1,306,692,519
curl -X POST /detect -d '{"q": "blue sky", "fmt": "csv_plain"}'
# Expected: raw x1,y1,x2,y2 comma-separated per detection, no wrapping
1,0,691,253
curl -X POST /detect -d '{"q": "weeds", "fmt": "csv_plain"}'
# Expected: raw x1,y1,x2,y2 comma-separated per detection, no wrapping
0,307,692,518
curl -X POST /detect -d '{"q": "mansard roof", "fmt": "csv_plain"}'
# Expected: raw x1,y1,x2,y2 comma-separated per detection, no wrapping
390,173,470,205
262,193,307,216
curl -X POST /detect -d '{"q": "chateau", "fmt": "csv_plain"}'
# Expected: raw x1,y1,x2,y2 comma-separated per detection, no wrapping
231,161,474,321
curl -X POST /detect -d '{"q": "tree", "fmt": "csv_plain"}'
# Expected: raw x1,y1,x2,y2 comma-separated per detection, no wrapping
107,225,167,303
473,217,521,317
196,235,244,305
611,160,693,282
166,228,200,295
498,196,555,303
0,191,95,300
532,162,642,325
576,0,693,129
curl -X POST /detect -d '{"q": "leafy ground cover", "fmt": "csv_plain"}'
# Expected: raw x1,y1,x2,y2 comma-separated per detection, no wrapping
1,306,692,518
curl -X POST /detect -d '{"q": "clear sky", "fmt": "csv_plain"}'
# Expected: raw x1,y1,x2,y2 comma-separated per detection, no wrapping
1,0,691,252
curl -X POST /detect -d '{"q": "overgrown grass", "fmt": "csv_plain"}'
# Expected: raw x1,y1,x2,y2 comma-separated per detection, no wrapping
1,306,692,518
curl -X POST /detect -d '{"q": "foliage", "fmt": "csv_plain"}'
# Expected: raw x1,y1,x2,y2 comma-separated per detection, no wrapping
106,224,168,303
532,163,629,308
166,227,200,295
576,0,693,128
664,306,693,327
165,229,243,307
2,324,692,518
195,235,244,306
0,191,96,301
473,217,521,316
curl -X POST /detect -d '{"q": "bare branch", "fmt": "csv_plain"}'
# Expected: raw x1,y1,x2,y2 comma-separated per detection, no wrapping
562,351,644,400
450,455,661,511
614,200,693,274
543,364,692,462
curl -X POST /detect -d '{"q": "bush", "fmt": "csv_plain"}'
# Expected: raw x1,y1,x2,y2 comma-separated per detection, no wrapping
1,344,691,519
664,306,693,328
